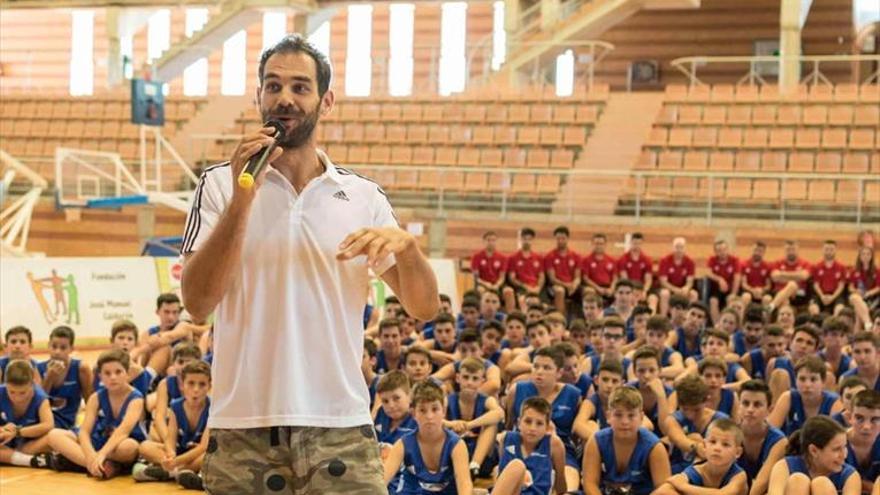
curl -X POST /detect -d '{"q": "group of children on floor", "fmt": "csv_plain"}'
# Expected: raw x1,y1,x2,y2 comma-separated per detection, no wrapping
0,293,213,490
362,285,880,495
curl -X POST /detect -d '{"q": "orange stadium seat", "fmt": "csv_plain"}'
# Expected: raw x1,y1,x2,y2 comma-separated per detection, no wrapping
854,105,879,126
827,105,853,125
789,152,814,172
782,179,808,201
636,150,656,170
727,106,751,125
435,146,458,166
753,179,779,201
658,150,683,170
406,124,428,143
761,151,787,172
389,145,412,165
507,104,530,124
463,105,486,123
493,126,517,145
725,179,752,199
518,126,541,145
709,151,734,171
850,129,876,150
481,148,504,168
815,152,842,173
549,149,574,169
808,180,836,202
717,128,743,148
540,126,563,146
363,124,385,143
768,128,794,149
802,105,827,125
427,125,449,144
504,148,527,168
683,151,708,170
752,105,776,125
463,172,488,192
562,126,586,147
692,128,717,147
842,152,870,173
794,128,820,149
735,151,761,171
553,105,576,124
742,128,768,148
457,147,479,167
526,149,550,168
511,174,536,194
575,105,599,124
678,105,701,125
411,146,434,165
472,126,493,145
821,128,847,149
536,174,561,194
702,106,726,125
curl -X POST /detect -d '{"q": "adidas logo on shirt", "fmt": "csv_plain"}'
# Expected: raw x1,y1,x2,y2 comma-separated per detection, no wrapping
333,190,349,201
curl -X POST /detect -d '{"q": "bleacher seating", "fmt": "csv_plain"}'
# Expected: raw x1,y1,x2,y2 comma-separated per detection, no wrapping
0,95,209,172
630,83,880,207
206,85,610,198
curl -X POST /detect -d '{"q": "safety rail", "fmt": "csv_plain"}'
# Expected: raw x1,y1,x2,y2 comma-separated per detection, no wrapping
670,54,880,89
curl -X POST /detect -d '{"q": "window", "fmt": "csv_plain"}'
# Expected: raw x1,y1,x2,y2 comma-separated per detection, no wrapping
345,4,373,96
147,9,171,63
263,11,287,50
183,8,209,96
308,20,331,58
854,0,879,30
491,1,506,71
438,2,467,96
388,3,415,96
555,49,574,97
121,35,134,80
221,30,247,95
69,10,94,96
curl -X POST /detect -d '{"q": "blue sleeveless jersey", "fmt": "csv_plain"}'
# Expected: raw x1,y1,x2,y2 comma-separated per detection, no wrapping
511,381,581,467
784,456,856,494
375,408,417,447
90,388,147,450
747,349,768,380
819,351,852,379
393,428,460,495
715,389,735,417
773,358,795,384
840,368,880,391
845,436,880,485
674,328,702,360
36,358,82,429
660,347,676,368
785,390,838,434
498,432,552,495
446,392,487,455
595,426,662,495
683,462,744,487
94,367,154,397
375,349,404,374
486,349,502,365
0,384,48,449
368,375,379,410
736,425,786,482
733,331,748,356
164,375,182,402
590,354,631,381
831,411,849,428
589,394,608,429
669,410,729,473
725,362,744,383
572,372,593,398
170,397,210,455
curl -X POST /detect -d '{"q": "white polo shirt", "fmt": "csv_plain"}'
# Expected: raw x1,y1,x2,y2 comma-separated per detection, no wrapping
181,149,397,429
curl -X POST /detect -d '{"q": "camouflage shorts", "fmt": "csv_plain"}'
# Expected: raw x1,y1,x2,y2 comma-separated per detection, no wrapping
202,425,386,495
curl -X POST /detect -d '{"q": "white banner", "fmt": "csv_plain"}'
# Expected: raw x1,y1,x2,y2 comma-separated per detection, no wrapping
0,257,160,342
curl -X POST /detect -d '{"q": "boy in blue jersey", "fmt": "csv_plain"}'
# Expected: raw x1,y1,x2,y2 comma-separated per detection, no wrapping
665,302,709,361
768,416,861,495
494,397,567,495
740,325,788,382
768,356,842,435
666,375,730,474
735,309,766,357
362,339,379,409
37,326,93,430
737,380,787,495
0,326,41,385
404,346,437,387
373,370,417,463
574,359,625,440
506,321,554,381
432,329,502,396
480,321,505,366
582,386,671,495
767,324,821,402
655,418,747,495
97,320,155,397
443,357,504,479
629,346,675,435
680,329,750,389
0,360,54,467
819,317,853,383
382,381,472,494
569,320,591,356
149,342,202,442
632,315,684,381
582,317,631,380
375,318,405,374
134,361,211,491
507,345,583,490
845,390,880,495
558,342,594,399
622,304,653,352
47,349,146,479
425,313,459,368
131,293,194,378
700,358,739,418
835,377,868,427
842,332,880,391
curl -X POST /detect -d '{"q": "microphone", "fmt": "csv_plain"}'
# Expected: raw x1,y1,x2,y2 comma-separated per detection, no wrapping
237,120,286,189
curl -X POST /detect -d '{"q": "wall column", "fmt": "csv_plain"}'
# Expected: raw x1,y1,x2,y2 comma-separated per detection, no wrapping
779,0,810,93
106,7,124,89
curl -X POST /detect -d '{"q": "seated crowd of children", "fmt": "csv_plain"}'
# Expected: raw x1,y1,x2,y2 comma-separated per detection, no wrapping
2,228,879,495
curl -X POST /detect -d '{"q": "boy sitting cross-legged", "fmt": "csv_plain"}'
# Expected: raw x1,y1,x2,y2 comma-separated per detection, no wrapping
0,360,54,468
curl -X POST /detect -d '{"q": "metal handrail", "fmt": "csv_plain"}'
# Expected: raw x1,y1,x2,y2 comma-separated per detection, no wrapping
670,54,880,88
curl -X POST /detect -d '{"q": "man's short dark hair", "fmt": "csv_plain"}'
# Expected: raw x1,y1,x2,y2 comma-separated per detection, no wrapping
632,304,652,318
614,279,635,292
755,240,767,248
520,227,536,238
689,301,709,316
669,294,690,310
258,34,332,97
593,233,607,241
156,293,180,310
461,298,479,310
631,232,644,241
553,226,570,237
483,231,497,239
434,313,456,326
439,294,451,304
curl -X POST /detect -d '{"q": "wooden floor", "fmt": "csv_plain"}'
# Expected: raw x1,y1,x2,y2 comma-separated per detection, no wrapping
0,466,195,494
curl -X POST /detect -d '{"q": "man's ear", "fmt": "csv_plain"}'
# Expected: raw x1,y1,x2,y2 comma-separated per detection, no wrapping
320,89,335,116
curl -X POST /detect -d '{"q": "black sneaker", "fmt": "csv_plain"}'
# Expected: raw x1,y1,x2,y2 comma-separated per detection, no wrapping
177,470,204,490
143,463,172,481
53,453,86,473
30,453,55,469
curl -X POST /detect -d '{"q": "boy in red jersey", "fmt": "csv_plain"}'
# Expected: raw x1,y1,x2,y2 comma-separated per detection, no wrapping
808,240,847,316
471,231,514,310
706,240,741,324
768,240,812,311
508,227,545,312
740,241,773,308
617,232,657,313
581,233,617,304
658,237,698,317
545,226,581,315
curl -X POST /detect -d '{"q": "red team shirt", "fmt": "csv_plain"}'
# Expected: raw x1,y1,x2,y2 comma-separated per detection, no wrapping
617,251,653,285
810,261,847,295
581,253,617,288
707,255,740,288
741,258,772,290
508,251,545,287
850,267,879,292
658,254,695,287
470,250,508,285
544,249,580,284
772,258,812,291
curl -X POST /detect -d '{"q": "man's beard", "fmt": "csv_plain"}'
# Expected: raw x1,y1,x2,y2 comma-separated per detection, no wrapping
262,104,320,149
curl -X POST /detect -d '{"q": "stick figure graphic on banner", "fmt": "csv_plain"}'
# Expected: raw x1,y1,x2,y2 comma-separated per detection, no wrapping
26,270,80,325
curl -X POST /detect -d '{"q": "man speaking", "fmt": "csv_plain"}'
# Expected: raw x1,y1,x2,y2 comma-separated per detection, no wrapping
180,34,438,493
